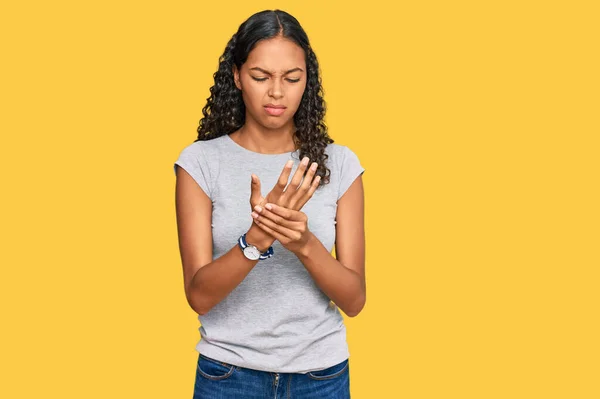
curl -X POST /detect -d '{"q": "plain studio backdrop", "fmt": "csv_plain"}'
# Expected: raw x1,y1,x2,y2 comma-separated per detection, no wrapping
1,1,598,398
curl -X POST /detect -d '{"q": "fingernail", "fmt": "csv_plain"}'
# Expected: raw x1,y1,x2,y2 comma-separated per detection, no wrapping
254,205,262,212
265,203,272,210
251,212,258,218
302,157,309,165
310,162,317,170
286,160,293,168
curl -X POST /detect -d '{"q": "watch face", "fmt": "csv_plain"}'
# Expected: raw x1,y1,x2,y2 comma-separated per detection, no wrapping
243,246,261,260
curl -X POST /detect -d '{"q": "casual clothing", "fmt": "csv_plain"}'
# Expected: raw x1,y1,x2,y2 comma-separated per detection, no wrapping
193,353,350,399
174,134,365,374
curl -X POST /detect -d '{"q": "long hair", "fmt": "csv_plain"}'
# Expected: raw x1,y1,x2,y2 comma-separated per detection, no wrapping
195,9,333,187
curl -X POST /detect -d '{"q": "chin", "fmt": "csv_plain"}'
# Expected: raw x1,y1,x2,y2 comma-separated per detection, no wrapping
262,118,291,129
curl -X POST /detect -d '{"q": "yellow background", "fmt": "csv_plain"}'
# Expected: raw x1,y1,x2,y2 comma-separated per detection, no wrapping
1,1,598,398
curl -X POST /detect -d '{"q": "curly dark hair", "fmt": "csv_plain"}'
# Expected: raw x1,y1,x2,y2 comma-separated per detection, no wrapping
194,9,333,187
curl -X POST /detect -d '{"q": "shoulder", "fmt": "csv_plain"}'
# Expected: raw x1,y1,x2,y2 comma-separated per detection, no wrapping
324,143,346,164
176,135,228,159
324,142,362,168
324,142,365,200
174,136,229,198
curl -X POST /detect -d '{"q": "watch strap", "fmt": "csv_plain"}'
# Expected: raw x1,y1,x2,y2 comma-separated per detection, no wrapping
239,233,274,260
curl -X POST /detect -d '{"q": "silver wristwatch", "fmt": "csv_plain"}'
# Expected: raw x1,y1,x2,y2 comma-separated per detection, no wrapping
238,233,274,261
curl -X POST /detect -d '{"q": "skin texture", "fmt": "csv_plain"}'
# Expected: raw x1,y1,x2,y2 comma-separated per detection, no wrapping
231,35,307,154
251,176,366,317
175,35,366,317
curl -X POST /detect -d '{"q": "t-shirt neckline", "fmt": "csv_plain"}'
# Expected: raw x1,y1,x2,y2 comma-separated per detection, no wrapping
223,133,298,157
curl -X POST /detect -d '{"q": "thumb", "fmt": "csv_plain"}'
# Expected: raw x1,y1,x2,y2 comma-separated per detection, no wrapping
250,174,262,202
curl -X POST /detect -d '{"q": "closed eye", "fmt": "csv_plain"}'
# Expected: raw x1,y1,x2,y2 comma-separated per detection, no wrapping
251,77,301,83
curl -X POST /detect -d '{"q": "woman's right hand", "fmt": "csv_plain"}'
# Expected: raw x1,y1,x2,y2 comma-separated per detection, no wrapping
250,156,321,212
247,156,321,250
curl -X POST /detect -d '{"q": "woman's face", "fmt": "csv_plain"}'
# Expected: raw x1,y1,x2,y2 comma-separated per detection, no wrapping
233,36,307,130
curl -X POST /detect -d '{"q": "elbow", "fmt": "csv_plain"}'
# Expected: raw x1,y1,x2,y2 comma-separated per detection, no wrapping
186,295,203,315
186,288,211,316
345,308,362,318
345,307,363,318
185,272,216,316
188,297,210,316
345,295,366,318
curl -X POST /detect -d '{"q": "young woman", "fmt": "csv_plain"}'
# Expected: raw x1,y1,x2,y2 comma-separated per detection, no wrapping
174,9,365,398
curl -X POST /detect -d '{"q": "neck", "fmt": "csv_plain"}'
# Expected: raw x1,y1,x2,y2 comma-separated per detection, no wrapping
236,118,297,154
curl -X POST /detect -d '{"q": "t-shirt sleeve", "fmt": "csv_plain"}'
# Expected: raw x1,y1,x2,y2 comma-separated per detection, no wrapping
173,144,213,199
337,145,365,200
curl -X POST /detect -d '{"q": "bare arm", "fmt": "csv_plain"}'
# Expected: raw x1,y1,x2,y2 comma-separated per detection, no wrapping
175,165,273,315
296,175,366,317
251,175,366,317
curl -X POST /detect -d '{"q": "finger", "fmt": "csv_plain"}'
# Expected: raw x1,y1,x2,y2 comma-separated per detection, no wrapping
253,217,295,242
264,203,307,222
299,162,318,191
253,205,295,229
297,174,321,209
287,156,310,192
250,174,262,204
290,162,318,208
271,160,294,198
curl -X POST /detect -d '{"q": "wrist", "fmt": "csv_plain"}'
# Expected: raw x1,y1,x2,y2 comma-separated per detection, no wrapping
297,232,318,258
246,225,274,252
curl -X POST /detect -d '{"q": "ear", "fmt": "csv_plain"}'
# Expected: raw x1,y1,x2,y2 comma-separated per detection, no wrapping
232,65,241,90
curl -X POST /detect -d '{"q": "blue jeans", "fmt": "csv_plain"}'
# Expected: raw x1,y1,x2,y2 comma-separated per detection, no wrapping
193,353,350,398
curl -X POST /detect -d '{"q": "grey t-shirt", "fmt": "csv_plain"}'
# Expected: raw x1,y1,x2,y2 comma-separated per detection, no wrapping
173,133,365,373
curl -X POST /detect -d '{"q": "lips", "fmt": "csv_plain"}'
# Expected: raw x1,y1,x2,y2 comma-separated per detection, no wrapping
264,105,286,116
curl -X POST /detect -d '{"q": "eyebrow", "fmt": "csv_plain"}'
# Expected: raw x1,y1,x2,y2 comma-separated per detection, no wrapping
249,67,304,75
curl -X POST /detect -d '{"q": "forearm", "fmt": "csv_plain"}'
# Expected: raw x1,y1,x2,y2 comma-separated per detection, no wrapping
295,233,366,317
188,225,274,315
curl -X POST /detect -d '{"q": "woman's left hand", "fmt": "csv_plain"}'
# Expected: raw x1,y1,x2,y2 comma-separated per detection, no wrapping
251,203,312,255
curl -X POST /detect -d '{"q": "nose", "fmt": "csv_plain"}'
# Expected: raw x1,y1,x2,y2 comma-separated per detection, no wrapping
268,79,283,99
